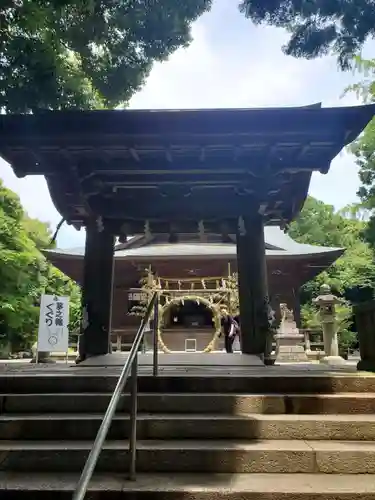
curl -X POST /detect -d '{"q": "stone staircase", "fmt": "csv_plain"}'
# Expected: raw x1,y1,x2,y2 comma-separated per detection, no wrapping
1,371,375,498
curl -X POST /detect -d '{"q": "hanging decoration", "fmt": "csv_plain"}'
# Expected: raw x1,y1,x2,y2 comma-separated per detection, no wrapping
157,295,222,353
129,267,238,353
154,275,232,292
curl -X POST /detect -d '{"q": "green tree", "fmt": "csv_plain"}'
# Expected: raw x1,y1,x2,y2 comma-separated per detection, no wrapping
0,0,211,112
343,56,375,105
289,196,375,298
239,0,374,69
22,216,55,250
0,179,81,353
343,56,375,249
288,197,347,247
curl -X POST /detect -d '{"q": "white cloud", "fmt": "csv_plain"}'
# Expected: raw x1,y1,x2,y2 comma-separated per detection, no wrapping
130,19,330,110
310,152,361,208
0,162,85,248
1,0,374,248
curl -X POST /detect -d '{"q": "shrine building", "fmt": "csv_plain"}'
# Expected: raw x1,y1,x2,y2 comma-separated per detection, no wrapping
0,103,373,362
43,227,344,353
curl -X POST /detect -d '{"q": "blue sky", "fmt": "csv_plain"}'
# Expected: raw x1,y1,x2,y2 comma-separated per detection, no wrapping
1,0,375,248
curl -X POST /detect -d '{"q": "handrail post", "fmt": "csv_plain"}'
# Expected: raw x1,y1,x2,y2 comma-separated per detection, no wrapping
128,354,138,480
153,293,159,376
72,292,157,500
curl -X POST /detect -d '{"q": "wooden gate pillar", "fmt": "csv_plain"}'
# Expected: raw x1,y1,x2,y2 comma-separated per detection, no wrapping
77,219,115,361
236,215,269,357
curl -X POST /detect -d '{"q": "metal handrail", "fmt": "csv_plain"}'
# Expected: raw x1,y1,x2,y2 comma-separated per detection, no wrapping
72,291,159,500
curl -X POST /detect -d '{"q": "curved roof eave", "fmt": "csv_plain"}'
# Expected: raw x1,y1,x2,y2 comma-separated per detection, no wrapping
43,246,345,261
116,226,345,254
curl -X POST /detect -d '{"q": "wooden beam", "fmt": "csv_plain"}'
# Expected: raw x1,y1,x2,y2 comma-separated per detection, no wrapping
74,156,330,175
88,194,264,219
102,217,289,235
9,151,331,177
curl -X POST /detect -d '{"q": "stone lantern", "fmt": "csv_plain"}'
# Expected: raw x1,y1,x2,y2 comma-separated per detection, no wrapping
313,284,346,365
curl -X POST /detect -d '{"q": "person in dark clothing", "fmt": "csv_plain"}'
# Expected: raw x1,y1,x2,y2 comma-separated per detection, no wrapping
233,314,241,350
220,308,238,353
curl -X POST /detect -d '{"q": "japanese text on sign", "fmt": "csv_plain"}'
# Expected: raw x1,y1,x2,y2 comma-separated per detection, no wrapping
38,295,70,353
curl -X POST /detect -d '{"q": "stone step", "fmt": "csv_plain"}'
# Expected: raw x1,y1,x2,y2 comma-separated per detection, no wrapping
2,413,375,441
2,373,375,394
3,392,375,414
1,439,375,474
1,472,375,499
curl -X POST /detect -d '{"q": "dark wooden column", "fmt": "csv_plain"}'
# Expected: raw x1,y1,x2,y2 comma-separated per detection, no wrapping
78,220,115,361
236,215,269,356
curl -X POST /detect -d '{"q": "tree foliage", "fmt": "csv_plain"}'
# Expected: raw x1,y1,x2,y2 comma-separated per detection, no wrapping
0,179,81,353
22,215,56,250
239,0,374,69
343,56,375,249
288,196,375,298
0,0,211,112
292,197,369,352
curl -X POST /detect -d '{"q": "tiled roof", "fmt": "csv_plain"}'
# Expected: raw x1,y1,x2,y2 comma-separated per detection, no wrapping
45,226,344,260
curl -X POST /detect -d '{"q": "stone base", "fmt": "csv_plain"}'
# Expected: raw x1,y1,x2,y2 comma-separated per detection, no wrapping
30,357,56,364
78,352,265,368
276,345,309,363
320,355,347,366
305,350,326,361
357,359,375,372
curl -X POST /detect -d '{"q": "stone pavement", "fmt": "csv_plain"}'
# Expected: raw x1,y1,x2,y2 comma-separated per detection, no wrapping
1,472,375,496
0,355,367,378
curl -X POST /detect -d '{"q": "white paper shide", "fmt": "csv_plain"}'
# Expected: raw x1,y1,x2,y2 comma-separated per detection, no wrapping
37,295,70,352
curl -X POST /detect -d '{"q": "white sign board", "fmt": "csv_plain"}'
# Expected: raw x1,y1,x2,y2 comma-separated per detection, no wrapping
185,339,197,352
37,295,70,352
128,292,147,302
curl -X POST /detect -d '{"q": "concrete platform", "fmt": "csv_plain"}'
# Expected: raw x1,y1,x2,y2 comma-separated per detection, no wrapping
79,352,265,367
